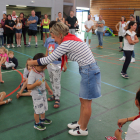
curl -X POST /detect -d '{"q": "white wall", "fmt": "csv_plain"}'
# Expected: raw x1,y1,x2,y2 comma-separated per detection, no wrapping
0,0,63,20
76,0,90,8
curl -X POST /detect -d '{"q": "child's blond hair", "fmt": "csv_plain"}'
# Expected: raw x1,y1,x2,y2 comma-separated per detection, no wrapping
0,47,8,54
8,51,14,55
26,58,32,68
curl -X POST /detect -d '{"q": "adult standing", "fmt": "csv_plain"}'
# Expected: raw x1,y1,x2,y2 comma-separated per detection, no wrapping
84,15,94,48
11,11,18,44
42,14,50,45
20,12,27,45
27,10,38,48
27,22,101,136
96,15,105,49
56,12,65,23
119,14,136,63
1,13,7,45
66,10,78,35
5,14,15,48
115,16,126,51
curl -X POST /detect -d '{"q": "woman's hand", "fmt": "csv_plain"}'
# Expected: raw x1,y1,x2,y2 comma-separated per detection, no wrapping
117,118,127,128
114,129,122,140
28,60,38,66
63,65,67,72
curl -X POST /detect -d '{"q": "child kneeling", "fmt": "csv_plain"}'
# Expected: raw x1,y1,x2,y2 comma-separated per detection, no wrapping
27,53,53,131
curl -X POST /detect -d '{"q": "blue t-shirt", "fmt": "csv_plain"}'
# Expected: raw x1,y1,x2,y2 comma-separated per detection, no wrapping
28,16,38,30
44,37,61,65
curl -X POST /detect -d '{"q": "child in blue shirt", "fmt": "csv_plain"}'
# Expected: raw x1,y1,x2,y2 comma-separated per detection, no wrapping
44,21,67,108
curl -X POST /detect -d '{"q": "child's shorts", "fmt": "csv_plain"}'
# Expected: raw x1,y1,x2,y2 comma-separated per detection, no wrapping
16,29,22,34
32,92,48,114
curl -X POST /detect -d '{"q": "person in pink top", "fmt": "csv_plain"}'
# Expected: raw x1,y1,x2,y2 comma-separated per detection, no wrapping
0,47,15,83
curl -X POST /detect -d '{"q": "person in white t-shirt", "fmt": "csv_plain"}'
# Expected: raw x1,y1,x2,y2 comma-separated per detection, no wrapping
84,15,94,47
114,88,140,140
11,11,18,22
119,14,136,63
121,21,139,79
115,16,126,51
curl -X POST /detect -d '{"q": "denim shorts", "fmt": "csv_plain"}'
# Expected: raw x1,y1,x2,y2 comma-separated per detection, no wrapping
79,62,101,100
16,29,22,33
43,28,49,33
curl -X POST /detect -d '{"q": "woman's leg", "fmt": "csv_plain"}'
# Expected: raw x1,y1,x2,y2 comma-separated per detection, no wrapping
0,67,4,83
16,33,19,46
132,51,135,58
7,34,10,46
46,33,49,38
11,33,14,45
4,34,6,45
19,33,22,46
22,28,26,45
78,98,92,130
122,51,132,74
43,33,45,44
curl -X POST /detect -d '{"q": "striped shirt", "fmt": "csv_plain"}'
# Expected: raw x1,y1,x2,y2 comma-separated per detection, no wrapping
38,40,95,66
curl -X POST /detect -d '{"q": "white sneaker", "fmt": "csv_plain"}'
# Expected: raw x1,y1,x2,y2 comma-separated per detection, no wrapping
119,56,125,61
19,45,21,47
12,45,15,48
131,58,135,63
7,45,10,48
68,126,88,136
67,121,80,129
88,45,91,48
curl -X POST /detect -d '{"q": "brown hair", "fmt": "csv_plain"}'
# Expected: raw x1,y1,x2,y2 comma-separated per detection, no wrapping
8,51,14,55
16,17,21,25
26,58,32,68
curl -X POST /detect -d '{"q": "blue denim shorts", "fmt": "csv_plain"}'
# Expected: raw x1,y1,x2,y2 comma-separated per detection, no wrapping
43,28,49,33
79,62,101,100
16,29,22,33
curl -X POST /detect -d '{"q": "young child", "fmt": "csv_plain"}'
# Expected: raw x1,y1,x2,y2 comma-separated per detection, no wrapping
8,51,18,69
121,21,139,79
0,92,12,105
15,17,22,47
0,23,4,47
17,58,32,98
0,47,15,70
45,21,67,108
114,88,140,139
27,53,53,131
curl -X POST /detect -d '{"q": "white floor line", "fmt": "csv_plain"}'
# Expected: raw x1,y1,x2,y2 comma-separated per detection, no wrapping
94,53,116,58
1,68,24,74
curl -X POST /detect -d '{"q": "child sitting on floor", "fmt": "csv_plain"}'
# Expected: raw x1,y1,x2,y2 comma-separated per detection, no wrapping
27,53,53,131
8,51,18,69
16,58,32,98
0,92,12,105
0,47,15,70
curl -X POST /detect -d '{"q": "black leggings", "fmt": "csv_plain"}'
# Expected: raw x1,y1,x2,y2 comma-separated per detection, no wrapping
22,28,27,45
119,36,123,42
3,34,6,44
7,33,14,44
122,51,133,74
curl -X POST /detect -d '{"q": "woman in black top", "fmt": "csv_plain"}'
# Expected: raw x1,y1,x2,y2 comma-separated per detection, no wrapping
5,14,15,48
20,13,27,45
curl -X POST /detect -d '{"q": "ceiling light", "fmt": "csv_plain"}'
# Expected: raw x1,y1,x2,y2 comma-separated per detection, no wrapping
16,5,27,7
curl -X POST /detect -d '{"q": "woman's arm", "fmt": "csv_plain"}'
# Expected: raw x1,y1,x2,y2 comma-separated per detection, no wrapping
133,35,139,43
5,25,13,30
42,19,44,26
28,42,70,66
63,18,65,23
115,22,120,31
126,35,135,45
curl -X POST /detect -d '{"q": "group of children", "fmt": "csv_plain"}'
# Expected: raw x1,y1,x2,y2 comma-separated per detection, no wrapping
0,21,67,131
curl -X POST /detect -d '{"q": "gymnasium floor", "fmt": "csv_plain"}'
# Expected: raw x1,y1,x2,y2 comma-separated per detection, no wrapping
0,33,140,140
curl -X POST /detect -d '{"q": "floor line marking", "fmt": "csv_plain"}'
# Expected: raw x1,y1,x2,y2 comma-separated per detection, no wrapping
2,68,24,74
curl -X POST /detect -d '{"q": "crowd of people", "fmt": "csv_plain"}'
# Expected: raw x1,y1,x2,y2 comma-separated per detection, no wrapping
0,9,140,139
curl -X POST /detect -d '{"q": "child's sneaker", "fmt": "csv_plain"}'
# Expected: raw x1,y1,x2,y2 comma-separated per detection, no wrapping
7,45,10,48
26,44,31,47
34,122,46,131
68,126,88,136
40,118,52,124
35,44,38,48
67,121,80,129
